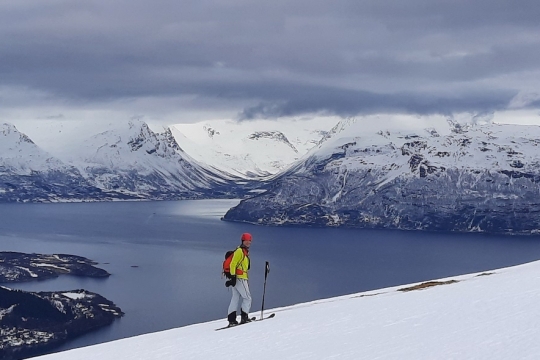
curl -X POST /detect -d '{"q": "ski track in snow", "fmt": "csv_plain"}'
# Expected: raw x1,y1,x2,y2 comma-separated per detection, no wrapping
36,260,540,360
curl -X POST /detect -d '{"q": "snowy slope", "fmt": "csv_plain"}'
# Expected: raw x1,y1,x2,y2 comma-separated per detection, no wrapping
36,260,540,360
225,117,540,234
170,118,339,178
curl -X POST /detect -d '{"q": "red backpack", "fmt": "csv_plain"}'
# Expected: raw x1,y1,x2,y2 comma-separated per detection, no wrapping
223,247,248,279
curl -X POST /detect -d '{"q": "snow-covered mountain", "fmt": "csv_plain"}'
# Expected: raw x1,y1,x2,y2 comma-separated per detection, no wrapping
34,260,540,359
0,121,250,202
0,117,340,202
0,123,109,202
224,118,540,235
170,118,339,178
62,120,246,199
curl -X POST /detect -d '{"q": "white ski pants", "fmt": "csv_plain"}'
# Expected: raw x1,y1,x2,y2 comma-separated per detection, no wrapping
228,278,252,314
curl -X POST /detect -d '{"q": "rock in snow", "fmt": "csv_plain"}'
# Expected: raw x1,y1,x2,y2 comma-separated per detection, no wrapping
224,118,540,234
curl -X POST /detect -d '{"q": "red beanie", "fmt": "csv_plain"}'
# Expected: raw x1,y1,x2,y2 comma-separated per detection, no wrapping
241,233,253,241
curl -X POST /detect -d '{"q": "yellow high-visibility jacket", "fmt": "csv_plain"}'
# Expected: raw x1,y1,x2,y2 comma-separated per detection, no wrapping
230,247,250,280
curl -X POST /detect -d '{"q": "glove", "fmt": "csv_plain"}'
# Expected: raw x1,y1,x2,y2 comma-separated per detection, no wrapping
225,276,237,288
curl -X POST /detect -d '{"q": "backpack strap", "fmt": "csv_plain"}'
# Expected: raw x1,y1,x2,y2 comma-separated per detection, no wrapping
233,247,249,275
241,247,250,271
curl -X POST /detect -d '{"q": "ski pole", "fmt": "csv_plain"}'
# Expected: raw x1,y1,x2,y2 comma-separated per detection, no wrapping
260,261,270,320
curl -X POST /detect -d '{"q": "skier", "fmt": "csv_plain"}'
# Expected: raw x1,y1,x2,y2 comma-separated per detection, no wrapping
226,232,253,326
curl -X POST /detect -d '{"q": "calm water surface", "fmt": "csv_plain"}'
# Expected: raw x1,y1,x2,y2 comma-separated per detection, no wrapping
1,200,540,353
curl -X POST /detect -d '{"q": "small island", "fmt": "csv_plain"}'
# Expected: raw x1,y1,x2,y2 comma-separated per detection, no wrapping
0,251,110,282
0,252,122,359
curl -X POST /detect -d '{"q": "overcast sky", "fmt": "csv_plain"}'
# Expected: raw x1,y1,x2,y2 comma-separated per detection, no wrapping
1,0,540,126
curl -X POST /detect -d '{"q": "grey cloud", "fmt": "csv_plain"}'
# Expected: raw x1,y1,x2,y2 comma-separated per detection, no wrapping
236,85,515,119
525,100,540,109
344,0,540,31
0,0,539,118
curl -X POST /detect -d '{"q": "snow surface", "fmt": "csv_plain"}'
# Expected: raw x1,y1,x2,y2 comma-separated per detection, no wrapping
61,292,89,300
14,266,38,278
36,260,540,360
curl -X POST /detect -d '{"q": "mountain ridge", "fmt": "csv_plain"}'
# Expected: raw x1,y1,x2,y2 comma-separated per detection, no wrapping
224,119,540,235
0,120,253,202
170,118,338,178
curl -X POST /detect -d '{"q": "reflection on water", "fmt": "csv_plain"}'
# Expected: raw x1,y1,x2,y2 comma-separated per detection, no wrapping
1,199,540,354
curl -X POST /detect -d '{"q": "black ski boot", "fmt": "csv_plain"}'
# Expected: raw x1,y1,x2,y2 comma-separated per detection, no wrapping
240,311,252,324
227,312,238,327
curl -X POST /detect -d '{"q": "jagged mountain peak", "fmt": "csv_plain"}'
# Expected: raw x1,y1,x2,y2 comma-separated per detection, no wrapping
1,123,35,146
76,120,185,164
160,127,184,153
317,117,357,145
0,123,65,172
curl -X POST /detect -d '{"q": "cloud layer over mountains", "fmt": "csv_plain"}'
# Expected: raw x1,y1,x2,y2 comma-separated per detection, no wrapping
1,0,540,122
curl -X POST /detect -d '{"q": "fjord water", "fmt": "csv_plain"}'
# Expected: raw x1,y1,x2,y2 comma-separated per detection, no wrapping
2,200,540,353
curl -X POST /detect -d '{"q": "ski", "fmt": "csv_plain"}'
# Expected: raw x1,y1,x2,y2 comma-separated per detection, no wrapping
260,313,275,320
215,313,275,331
215,317,256,331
